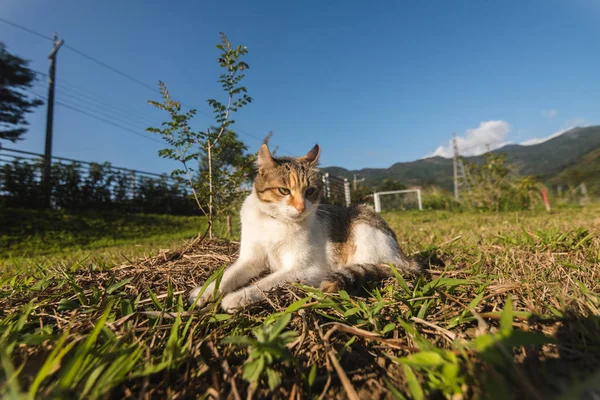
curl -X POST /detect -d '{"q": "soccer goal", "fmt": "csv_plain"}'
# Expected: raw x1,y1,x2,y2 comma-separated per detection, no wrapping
373,189,422,213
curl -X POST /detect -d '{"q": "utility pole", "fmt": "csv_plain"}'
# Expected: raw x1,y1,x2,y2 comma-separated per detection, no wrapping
452,133,468,201
42,32,64,208
353,174,365,191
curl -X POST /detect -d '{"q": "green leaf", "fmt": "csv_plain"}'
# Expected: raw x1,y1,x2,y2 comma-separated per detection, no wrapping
382,323,396,335
403,365,424,400
209,314,232,322
242,357,265,382
147,287,163,311
472,333,496,352
422,278,474,293
396,351,445,368
22,333,58,345
29,330,77,398
58,298,80,311
548,306,564,318
269,313,291,338
442,360,460,382
388,263,411,294
106,277,133,294
58,301,114,388
384,376,408,400
500,295,513,336
222,336,255,347
417,300,432,319
189,265,225,308
338,290,351,301
266,368,281,390
343,307,361,317
285,297,310,313
503,330,556,348
308,364,317,387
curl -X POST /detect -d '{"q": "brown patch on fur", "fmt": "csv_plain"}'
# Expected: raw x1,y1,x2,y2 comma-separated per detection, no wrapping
327,240,357,266
286,170,306,213
322,263,395,294
317,204,403,267
319,279,342,293
316,204,419,290
256,189,279,203
254,147,323,206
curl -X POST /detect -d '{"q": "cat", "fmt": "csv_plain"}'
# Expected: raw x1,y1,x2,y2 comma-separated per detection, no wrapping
188,143,420,313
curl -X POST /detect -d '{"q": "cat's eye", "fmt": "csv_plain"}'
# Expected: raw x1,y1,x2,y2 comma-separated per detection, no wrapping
305,187,316,196
278,187,290,195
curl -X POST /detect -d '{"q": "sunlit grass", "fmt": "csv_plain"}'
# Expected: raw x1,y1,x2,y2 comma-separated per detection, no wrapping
1,205,599,399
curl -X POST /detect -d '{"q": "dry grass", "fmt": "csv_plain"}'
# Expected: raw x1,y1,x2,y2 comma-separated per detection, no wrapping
1,205,599,399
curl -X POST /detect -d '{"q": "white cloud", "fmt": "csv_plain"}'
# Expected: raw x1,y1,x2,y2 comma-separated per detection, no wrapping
427,120,511,158
520,118,589,146
520,128,570,146
541,109,558,119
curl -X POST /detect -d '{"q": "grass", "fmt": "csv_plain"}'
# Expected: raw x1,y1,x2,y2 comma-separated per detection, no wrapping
1,205,599,399
0,208,236,270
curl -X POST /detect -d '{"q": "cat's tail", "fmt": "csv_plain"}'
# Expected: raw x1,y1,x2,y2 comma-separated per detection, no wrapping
319,259,422,293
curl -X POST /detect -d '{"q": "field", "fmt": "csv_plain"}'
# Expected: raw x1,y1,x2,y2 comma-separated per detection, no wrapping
1,206,599,399
0,208,235,270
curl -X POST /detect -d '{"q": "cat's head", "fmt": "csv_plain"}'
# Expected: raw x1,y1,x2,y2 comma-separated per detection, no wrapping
254,144,323,222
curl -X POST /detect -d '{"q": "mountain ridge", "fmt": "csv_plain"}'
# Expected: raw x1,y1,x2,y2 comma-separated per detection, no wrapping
321,126,600,193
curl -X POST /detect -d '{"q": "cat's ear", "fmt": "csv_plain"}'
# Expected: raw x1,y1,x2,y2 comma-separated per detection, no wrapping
301,144,320,165
257,144,276,169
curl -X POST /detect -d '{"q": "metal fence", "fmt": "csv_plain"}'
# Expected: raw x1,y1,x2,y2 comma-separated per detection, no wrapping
321,172,351,207
0,147,353,213
0,147,195,214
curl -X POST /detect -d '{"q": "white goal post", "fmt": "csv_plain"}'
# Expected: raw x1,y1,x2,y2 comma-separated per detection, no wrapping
373,189,422,213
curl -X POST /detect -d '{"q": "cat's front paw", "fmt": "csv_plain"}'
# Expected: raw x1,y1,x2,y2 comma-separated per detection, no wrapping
220,290,249,314
188,282,216,306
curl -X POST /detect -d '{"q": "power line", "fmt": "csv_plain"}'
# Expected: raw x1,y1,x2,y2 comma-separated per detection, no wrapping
30,81,161,134
33,69,163,126
0,17,53,41
55,85,162,127
27,90,165,145
1,17,295,155
55,101,165,145
56,93,157,133
62,44,163,94
57,88,161,127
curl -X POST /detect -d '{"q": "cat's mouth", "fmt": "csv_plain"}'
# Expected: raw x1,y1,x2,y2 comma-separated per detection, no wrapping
289,210,314,221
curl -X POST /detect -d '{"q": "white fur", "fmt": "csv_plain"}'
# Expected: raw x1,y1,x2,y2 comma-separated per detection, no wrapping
348,224,402,265
188,188,403,313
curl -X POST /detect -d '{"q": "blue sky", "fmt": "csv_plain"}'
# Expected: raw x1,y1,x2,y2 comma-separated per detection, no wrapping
1,0,599,173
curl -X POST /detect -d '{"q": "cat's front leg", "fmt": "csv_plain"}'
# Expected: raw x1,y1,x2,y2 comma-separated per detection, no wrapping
220,266,325,313
188,248,267,306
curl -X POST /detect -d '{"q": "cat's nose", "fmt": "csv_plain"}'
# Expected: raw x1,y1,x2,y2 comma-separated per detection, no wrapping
295,202,305,214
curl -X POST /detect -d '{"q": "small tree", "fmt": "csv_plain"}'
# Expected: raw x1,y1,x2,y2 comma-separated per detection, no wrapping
0,42,44,142
461,153,513,211
376,178,407,192
513,176,545,211
197,127,255,236
147,32,253,238
461,153,544,211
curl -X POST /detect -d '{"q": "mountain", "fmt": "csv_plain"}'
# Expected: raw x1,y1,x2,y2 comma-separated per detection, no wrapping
549,146,600,195
321,126,600,193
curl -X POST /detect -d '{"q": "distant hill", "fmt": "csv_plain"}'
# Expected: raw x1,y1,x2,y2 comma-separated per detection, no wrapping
321,126,600,194
549,147,600,196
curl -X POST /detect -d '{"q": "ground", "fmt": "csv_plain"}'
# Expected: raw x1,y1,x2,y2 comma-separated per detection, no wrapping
1,206,599,399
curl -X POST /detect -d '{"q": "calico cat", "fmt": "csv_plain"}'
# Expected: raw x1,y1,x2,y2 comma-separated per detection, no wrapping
188,144,420,313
